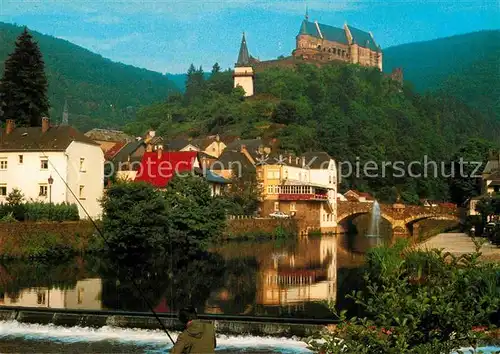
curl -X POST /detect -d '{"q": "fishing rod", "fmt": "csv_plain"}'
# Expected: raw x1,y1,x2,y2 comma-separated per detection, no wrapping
41,151,176,345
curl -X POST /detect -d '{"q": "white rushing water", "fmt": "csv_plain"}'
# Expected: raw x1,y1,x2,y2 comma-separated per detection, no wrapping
0,320,312,353
367,200,381,237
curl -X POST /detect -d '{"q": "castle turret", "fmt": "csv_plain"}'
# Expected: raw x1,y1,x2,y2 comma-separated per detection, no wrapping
233,32,254,97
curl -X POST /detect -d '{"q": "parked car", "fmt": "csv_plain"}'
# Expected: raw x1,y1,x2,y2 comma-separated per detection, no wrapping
269,211,290,219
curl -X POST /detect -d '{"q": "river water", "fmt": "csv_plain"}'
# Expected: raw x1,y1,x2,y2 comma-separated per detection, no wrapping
0,217,394,352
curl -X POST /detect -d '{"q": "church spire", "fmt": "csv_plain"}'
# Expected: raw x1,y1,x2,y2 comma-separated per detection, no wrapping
62,99,69,125
305,5,309,21
236,32,250,67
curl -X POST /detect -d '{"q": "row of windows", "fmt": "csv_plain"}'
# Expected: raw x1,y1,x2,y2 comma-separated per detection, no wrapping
323,213,335,222
0,184,86,199
35,287,85,305
317,45,348,57
266,170,334,184
0,156,86,171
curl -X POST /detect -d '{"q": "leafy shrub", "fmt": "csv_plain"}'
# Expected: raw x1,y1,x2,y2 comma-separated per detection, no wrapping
0,202,79,221
272,224,295,239
6,188,24,206
308,240,500,353
0,212,17,223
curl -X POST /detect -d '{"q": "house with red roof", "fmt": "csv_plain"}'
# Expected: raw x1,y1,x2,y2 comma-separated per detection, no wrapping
135,150,198,187
343,190,375,203
134,149,230,195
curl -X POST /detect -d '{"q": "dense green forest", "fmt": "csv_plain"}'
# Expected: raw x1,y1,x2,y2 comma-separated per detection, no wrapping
125,62,500,203
384,30,500,120
0,22,178,132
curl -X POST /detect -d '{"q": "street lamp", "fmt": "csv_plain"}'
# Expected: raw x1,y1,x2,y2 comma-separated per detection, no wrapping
48,175,53,204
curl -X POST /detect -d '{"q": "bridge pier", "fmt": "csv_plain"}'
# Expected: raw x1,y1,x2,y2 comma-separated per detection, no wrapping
392,226,410,241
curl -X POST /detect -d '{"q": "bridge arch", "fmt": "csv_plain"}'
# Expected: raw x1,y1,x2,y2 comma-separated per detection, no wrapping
337,201,460,239
337,211,395,227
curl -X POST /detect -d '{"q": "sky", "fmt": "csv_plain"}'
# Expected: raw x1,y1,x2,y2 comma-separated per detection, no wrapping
0,0,498,74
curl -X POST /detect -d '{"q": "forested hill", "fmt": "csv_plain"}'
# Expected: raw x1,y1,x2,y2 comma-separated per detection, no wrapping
0,22,178,132
383,30,500,119
126,63,500,203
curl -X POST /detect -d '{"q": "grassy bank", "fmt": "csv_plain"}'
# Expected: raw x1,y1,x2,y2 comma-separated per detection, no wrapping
0,221,95,260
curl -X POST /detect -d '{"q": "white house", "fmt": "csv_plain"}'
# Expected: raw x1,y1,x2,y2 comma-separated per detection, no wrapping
0,118,104,219
258,151,338,233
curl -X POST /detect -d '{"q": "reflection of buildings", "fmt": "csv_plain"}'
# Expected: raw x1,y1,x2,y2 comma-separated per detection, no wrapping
0,278,102,310
258,237,337,308
207,237,339,316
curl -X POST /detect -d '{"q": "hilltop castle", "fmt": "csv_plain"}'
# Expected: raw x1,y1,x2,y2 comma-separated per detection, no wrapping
233,14,384,96
292,13,382,70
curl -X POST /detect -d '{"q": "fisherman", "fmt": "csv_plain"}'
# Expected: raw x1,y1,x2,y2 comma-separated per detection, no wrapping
171,306,216,354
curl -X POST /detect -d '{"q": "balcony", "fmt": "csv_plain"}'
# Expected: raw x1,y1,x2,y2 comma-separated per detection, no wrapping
278,193,328,201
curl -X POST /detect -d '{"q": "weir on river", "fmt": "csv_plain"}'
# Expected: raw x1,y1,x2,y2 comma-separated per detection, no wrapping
0,319,312,353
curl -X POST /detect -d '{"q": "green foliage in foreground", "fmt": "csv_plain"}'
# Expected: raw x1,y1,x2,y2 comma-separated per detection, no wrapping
308,241,500,353
100,177,226,263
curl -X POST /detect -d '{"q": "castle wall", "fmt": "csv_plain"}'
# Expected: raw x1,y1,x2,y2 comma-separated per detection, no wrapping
294,35,350,63
294,34,381,70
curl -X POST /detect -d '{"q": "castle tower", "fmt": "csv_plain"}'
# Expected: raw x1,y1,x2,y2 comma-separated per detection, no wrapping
233,32,254,97
61,99,69,125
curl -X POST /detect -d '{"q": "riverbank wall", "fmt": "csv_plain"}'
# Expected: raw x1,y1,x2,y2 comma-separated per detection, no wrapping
0,307,326,338
224,217,298,239
0,218,300,257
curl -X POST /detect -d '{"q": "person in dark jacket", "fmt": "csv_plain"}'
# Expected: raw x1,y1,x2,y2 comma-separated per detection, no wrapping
171,306,216,354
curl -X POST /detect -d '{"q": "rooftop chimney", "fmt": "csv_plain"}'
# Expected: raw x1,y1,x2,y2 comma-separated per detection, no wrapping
5,119,15,135
42,117,50,133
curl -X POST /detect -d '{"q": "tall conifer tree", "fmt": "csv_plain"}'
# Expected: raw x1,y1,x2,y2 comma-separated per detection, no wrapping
0,27,49,127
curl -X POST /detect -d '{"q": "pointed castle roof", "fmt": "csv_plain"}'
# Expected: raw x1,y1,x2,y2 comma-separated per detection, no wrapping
297,19,379,51
236,32,251,67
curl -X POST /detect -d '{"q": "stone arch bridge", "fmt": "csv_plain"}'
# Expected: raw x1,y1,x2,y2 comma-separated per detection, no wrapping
337,202,460,238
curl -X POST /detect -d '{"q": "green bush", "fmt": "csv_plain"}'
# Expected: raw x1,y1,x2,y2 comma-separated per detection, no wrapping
308,240,500,353
272,224,295,239
0,202,79,221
